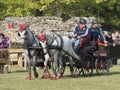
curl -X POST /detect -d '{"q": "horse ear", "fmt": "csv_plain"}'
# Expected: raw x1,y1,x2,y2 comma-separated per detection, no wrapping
23,22,27,29
43,32,46,39
18,24,21,28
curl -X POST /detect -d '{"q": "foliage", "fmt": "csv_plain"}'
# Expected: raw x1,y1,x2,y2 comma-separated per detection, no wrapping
0,0,119,30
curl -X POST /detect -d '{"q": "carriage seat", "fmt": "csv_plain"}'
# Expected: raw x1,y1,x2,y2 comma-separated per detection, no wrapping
80,35,105,48
80,35,106,53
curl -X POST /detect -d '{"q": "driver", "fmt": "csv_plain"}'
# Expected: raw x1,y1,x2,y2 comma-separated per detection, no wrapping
71,18,88,53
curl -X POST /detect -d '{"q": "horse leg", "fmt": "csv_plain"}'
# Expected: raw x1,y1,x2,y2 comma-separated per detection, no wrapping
33,56,39,78
69,56,75,77
42,54,51,78
24,56,27,70
56,56,63,79
26,56,32,80
52,54,58,80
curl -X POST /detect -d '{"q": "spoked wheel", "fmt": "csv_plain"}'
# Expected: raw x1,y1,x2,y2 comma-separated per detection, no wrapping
82,54,94,76
95,58,110,75
73,59,84,76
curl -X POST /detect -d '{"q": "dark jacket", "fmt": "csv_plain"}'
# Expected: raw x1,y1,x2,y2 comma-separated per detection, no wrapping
88,27,105,43
73,25,87,36
0,37,10,48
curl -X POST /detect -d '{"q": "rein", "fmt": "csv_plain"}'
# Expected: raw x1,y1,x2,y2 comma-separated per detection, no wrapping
28,31,38,47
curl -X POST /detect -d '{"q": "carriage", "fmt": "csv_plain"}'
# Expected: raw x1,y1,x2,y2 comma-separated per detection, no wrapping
74,37,120,76
62,36,111,76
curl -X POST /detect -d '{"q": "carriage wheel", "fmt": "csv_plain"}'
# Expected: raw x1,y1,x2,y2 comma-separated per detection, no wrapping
74,64,83,76
95,58,110,75
82,54,94,76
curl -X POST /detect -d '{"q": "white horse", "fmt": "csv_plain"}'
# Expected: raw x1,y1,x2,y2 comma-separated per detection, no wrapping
37,30,81,79
18,23,44,80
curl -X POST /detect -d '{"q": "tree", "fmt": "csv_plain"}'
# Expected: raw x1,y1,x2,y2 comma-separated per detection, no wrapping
0,0,119,30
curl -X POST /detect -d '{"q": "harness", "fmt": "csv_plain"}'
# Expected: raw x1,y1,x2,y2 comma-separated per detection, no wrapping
47,33,63,50
36,32,63,57
46,33,63,57
23,30,41,58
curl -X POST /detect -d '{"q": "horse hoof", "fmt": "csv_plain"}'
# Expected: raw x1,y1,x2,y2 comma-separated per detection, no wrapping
41,75,45,79
51,75,57,80
34,73,39,78
45,72,51,78
56,74,61,79
26,76,32,80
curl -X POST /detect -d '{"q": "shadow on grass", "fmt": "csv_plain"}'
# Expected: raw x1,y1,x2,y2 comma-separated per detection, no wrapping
9,69,27,73
61,74,88,79
106,71,120,76
61,71,120,79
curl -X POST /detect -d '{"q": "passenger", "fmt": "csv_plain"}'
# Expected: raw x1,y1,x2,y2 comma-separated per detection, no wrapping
103,31,116,46
112,30,120,45
110,31,120,65
0,33,10,48
71,18,88,53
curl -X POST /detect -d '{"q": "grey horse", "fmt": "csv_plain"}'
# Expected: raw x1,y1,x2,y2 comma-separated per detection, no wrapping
37,30,81,79
18,23,44,80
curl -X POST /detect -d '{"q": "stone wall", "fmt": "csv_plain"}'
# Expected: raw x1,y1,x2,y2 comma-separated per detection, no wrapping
0,16,95,42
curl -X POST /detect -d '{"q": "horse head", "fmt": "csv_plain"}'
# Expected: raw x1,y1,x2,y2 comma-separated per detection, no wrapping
18,23,27,43
18,23,35,46
37,31,54,46
37,32,46,43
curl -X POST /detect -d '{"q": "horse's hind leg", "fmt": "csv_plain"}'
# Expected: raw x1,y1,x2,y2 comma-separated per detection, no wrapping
56,56,63,79
69,56,75,77
52,54,58,79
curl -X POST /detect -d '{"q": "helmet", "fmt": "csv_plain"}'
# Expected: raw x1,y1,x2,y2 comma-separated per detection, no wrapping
79,18,87,24
92,20,99,24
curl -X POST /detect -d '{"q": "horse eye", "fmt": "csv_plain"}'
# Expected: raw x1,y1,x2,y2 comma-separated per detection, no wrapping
18,32,20,36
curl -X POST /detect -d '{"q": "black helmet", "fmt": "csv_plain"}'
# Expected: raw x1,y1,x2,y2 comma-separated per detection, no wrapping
92,20,99,24
79,18,87,24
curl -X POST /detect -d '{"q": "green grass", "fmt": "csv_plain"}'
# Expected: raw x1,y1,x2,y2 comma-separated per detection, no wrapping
0,61,120,90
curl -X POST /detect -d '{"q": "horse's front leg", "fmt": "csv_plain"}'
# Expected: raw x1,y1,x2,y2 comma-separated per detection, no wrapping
26,56,32,80
33,56,39,78
42,54,51,78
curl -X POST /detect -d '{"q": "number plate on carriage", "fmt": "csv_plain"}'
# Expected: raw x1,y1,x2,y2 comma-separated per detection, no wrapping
94,51,108,57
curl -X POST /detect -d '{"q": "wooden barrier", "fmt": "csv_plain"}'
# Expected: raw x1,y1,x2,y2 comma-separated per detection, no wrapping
9,49,24,67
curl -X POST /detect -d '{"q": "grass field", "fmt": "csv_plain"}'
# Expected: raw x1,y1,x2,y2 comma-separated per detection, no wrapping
0,61,120,90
